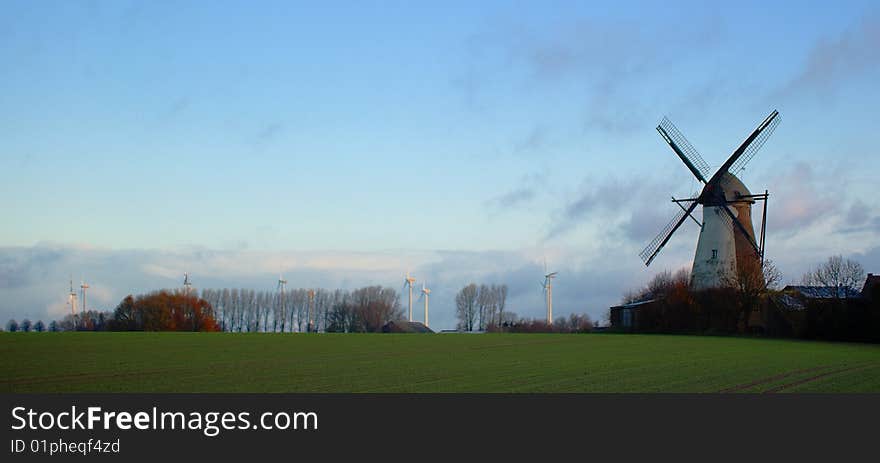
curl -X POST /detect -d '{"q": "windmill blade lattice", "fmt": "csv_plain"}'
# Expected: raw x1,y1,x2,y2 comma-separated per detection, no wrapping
639,199,697,265
729,111,780,175
658,117,712,183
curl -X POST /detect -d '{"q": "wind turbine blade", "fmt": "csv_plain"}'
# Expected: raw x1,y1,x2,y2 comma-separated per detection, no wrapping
657,117,711,183
708,110,780,186
639,199,699,266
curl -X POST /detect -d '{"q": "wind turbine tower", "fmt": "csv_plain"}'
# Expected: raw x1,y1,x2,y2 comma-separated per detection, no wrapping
543,271,558,324
80,279,90,314
404,272,417,322
307,289,316,333
421,282,431,328
67,278,77,316
278,275,287,330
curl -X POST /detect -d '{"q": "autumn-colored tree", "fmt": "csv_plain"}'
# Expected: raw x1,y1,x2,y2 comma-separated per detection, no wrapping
109,291,220,332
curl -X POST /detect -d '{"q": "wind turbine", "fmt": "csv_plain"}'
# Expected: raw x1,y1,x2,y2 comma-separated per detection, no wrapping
419,281,431,328
404,272,417,322
307,289,316,333
80,278,90,314
183,272,192,296
67,278,77,316
278,275,287,331
542,268,557,324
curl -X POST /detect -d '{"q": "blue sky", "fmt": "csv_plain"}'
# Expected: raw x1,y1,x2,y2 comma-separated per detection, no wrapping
1,0,879,329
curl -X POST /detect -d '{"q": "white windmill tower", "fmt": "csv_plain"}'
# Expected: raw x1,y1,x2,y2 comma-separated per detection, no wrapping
419,281,431,328
403,272,417,322
542,269,558,324
640,110,779,289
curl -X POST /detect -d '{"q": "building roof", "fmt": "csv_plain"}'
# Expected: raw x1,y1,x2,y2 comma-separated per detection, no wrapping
862,273,879,298
610,299,658,310
782,285,862,299
381,320,434,334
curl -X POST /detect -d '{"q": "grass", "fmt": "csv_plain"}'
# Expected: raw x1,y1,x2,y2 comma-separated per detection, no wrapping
1,332,879,393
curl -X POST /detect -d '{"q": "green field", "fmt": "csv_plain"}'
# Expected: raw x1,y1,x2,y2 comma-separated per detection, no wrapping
2,332,879,392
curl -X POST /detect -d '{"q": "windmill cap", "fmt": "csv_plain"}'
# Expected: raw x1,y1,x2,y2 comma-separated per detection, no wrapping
717,172,755,203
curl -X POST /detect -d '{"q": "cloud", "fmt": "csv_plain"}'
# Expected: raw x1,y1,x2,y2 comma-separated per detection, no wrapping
778,15,880,99
0,246,65,289
485,172,547,213
512,125,549,155
767,162,837,233
488,187,536,210
254,122,285,148
547,176,677,240
456,16,726,133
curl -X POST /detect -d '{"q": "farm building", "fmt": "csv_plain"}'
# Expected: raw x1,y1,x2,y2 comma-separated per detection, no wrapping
608,299,658,331
778,285,863,310
862,273,879,300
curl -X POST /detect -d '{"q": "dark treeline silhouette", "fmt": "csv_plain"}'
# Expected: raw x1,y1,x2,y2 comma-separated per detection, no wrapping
492,313,594,333
613,256,880,342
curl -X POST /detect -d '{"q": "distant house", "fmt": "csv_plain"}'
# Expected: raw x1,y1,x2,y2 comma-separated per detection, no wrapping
779,285,863,310
609,299,658,330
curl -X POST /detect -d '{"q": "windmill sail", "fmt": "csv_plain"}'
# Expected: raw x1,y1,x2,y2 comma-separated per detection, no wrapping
657,117,712,183
639,199,698,266
729,110,780,175
709,110,780,186
719,204,762,256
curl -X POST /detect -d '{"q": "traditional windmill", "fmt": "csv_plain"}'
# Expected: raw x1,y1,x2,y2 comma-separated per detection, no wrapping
639,110,780,289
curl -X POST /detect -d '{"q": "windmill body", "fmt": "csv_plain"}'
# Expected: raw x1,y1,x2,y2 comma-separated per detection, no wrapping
691,173,760,289
641,111,779,289
692,204,739,289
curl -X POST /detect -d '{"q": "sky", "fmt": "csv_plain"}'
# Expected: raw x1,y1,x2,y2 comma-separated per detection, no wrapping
1,0,879,330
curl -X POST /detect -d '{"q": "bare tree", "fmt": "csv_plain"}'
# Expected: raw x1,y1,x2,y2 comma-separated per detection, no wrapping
723,259,781,332
801,255,865,298
477,284,491,331
623,268,690,304
496,284,508,327
455,283,479,331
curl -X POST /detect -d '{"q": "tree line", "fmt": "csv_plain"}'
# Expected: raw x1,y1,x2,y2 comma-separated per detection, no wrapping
199,285,403,333
11,285,405,333
614,255,879,342
453,282,594,333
